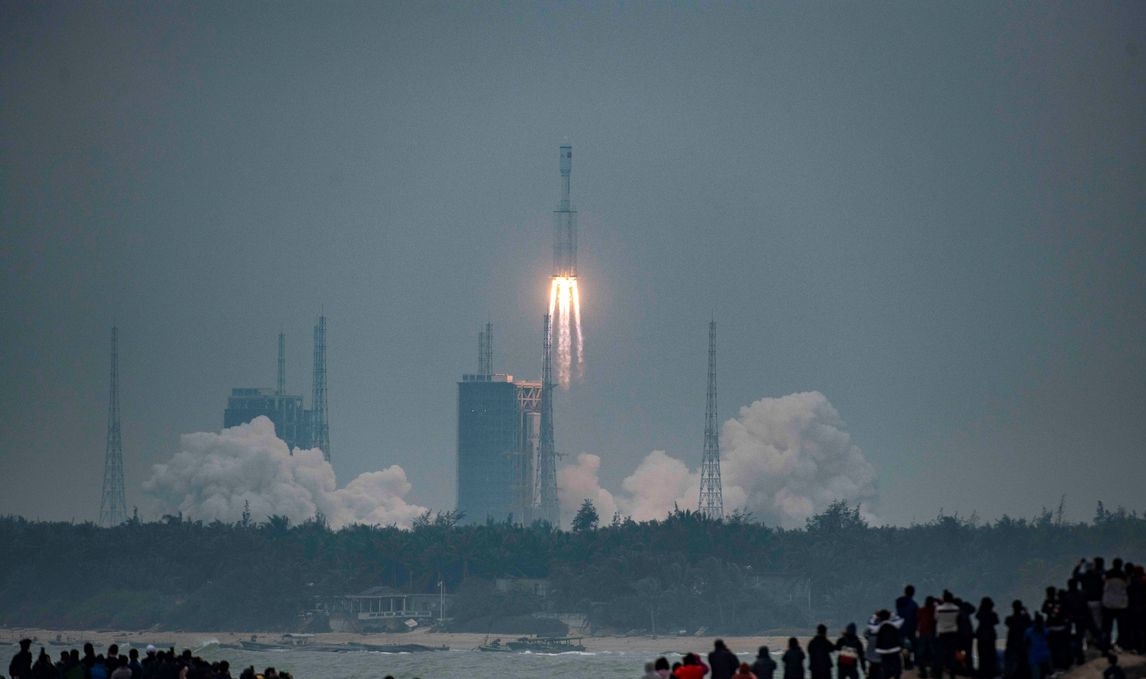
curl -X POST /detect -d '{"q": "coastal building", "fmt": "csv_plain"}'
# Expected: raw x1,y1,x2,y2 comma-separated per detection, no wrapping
323,586,452,633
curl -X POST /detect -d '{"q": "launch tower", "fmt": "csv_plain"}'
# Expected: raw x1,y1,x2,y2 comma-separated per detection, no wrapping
536,314,560,525
698,320,724,520
99,326,128,526
312,315,330,461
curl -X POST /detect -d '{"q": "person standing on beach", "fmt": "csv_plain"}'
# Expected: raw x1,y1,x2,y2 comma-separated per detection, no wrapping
918,596,937,679
1004,600,1031,679
835,623,865,679
751,647,777,679
1103,558,1129,649
675,653,710,679
1024,614,1051,679
1075,557,1105,642
8,638,33,679
782,637,806,679
1061,577,1091,664
975,597,999,679
865,613,883,679
934,591,961,679
873,609,905,679
897,586,920,671
710,639,741,679
808,624,835,679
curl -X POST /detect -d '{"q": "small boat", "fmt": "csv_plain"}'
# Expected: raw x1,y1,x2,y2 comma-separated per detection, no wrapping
504,636,586,653
476,637,513,653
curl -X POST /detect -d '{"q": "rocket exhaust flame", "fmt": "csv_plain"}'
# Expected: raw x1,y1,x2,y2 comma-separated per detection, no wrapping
548,276,582,389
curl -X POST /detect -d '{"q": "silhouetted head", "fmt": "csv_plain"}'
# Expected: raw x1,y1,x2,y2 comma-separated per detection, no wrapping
19,638,32,650
905,585,915,597
655,657,670,671
980,597,993,612
118,656,129,668
1033,613,1045,631
817,624,827,635
1045,586,1056,599
758,646,770,657
715,639,727,650
1068,578,1079,590
877,609,891,621
1112,558,1123,572
846,623,857,635
1095,557,1105,570
108,644,118,656
925,595,936,606
740,663,752,674
1108,654,1119,666
673,662,683,672
1012,600,1024,613
684,653,698,666
943,590,954,603
788,637,799,650
83,643,94,657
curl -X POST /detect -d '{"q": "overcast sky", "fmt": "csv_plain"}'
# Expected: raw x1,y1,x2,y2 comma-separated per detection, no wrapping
2,1,1144,526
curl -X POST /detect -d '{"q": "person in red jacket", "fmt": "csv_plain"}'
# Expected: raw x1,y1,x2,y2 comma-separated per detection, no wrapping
918,596,937,679
676,652,711,679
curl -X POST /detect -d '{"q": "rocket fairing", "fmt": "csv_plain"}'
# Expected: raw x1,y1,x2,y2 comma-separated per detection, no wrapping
553,144,577,278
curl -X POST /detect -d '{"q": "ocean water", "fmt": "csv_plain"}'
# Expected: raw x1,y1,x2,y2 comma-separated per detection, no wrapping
2,645,700,679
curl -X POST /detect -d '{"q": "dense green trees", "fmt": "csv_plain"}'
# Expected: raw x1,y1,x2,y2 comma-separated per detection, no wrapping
0,502,1142,634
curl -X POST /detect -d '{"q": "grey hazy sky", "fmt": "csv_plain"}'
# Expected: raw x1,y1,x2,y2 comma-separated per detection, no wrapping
2,2,1144,525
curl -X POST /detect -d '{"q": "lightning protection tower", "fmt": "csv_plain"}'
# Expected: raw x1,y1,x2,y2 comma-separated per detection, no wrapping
478,322,493,377
99,326,128,527
698,320,724,520
312,315,330,461
537,314,560,526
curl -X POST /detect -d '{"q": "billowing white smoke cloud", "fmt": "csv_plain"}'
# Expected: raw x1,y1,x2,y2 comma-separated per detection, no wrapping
144,417,427,529
558,453,618,525
557,391,878,528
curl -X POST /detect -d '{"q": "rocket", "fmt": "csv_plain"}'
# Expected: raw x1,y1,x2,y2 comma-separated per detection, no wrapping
553,144,577,278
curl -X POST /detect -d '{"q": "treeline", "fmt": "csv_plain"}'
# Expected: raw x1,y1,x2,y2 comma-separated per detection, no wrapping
0,502,1143,634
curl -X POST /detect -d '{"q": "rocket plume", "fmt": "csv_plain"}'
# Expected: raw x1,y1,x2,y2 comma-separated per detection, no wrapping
548,276,583,388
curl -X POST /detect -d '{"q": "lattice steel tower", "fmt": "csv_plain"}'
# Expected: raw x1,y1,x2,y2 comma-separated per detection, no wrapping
312,315,331,461
99,326,128,527
537,314,560,525
698,320,724,520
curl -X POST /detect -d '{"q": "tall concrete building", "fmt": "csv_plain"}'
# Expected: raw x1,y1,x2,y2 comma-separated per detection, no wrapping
456,324,542,524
